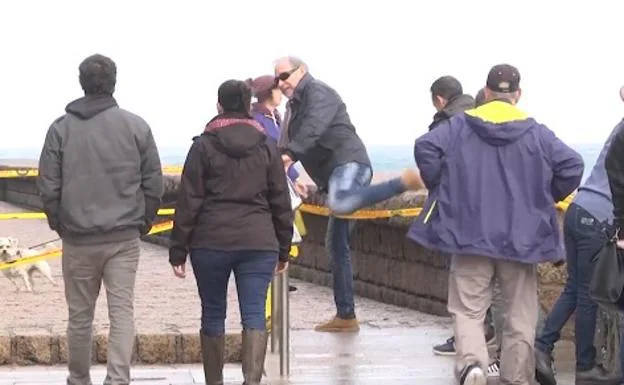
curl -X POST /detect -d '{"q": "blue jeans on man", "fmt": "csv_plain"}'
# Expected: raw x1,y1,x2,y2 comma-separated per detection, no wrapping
316,162,408,331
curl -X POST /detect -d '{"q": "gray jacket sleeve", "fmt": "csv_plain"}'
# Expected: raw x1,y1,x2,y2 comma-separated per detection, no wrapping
37,122,63,233
286,85,339,161
138,127,164,234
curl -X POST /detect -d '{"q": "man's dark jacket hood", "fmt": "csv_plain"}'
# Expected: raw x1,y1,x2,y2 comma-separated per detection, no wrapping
65,94,118,120
429,94,475,131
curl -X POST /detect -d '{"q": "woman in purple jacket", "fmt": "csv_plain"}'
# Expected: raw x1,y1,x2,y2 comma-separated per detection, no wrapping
247,75,307,195
247,75,307,294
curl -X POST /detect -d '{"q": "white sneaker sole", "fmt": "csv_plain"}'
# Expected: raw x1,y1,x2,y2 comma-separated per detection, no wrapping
463,367,487,385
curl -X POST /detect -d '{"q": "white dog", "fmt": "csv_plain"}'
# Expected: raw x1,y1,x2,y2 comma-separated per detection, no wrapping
0,237,57,292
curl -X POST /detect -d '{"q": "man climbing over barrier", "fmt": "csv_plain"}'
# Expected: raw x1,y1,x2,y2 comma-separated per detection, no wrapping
408,64,584,385
274,56,424,332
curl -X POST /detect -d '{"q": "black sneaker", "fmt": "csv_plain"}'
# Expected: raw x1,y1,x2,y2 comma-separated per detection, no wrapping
534,349,556,385
433,336,456,355
434,329,495,356
459,363,486,385
486,358,500,377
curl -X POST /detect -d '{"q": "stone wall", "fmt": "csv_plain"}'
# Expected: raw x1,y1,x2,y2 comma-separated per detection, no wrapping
1,170,621,367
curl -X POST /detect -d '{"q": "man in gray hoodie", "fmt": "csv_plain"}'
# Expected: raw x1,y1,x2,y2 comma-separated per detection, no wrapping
37,54,164,385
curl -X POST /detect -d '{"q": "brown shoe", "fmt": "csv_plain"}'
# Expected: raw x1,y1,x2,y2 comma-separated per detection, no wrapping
400,169,424,191
314,316,360,332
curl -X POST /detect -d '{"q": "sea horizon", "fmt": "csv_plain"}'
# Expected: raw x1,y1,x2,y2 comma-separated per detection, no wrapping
1,142,605,181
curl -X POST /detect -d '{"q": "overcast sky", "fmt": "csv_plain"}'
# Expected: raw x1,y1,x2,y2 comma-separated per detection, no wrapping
1,0,623,152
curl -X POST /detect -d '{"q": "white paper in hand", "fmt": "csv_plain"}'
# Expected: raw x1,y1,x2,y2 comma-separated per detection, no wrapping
287,178,303,245
287,178,303,210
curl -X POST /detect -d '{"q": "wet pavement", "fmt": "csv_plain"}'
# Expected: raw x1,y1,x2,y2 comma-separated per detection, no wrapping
0,326,580,384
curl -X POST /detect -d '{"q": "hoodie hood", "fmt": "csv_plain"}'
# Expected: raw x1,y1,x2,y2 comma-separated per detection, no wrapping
65,94,118,120
464,100,535,146
429,94,475,130
204,114,267,158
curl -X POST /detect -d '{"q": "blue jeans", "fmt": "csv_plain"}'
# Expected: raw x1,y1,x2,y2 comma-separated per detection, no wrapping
326,162,406,319
535,203,608,371
190,249,277,336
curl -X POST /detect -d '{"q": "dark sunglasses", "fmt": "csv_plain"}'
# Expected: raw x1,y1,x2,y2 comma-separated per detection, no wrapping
274,66,300,85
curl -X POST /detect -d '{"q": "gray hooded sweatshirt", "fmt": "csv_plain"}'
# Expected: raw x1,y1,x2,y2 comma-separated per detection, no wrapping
37,94,164,244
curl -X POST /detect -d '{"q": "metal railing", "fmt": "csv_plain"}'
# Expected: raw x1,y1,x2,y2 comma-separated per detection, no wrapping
270,269,290,376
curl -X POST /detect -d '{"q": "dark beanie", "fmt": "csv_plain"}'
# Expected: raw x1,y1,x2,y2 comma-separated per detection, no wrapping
249,75,276,103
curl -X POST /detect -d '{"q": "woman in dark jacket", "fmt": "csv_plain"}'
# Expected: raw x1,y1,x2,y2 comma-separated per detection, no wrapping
169,79,294,385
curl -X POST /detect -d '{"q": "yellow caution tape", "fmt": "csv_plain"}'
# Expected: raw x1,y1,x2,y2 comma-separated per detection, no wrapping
0,218,298,268
299,204,423,219
0,247,63,271
0,166,183,179
0,208,176,220
147,220,174,235
0,194,575,221
0,169,39,178
0,219,174,270
555,193,574,212
299,194,575,219
0,212,47,220
161,165,183,174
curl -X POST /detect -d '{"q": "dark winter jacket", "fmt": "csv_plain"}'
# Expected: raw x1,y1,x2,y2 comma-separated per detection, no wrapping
429,94,476,131
282,73,371,191
169,113,294,264
605,119,624,230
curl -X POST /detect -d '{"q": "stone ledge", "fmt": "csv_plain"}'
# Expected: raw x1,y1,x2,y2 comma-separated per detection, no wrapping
0,331,241,366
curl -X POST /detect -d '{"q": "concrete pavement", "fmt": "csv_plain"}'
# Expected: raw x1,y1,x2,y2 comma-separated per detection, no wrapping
0,326,579,384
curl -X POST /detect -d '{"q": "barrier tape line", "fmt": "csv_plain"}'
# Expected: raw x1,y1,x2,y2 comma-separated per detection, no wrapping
0,166,183,179
0,217,300,268
300,204,423,219
0,208,175,220
0,248,63,271
0,219,174,271
0,198,572,221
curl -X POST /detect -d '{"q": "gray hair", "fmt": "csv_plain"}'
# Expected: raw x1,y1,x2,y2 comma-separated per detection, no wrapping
488,89,520,104
275,56,308,71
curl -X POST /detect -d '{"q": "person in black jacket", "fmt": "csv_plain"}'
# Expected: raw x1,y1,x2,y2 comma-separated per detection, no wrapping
605,101,624,385
428,76,476,131
169,80,294,385
428,83,498,357
606,112,624,235
274,56,424,333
